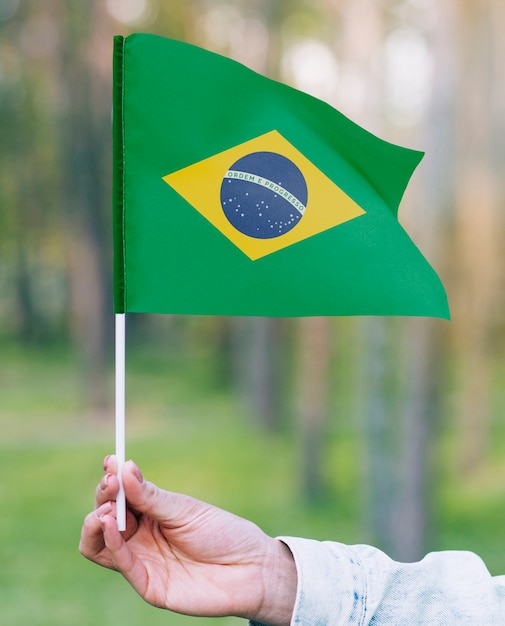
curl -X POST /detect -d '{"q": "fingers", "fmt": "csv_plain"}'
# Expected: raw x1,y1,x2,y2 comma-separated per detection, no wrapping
87,455,206,551
80,457,141,568
98,456,148,519
95,471,119,509
96,456,141,538
80,457,119,566
103,454,117,473
100,513,149,594
96,455,191,525
79,501,116,568
80,503,140,576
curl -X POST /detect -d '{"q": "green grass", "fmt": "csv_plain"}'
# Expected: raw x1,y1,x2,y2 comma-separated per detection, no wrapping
1,340,505,624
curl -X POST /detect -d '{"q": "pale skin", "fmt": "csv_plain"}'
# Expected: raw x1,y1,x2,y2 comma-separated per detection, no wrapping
79,456,297,626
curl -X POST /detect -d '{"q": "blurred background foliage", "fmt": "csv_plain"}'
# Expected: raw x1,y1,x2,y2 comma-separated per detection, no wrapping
1,0,505,624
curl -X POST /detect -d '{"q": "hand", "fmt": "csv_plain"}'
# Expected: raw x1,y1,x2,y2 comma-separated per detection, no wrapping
79,456,296,625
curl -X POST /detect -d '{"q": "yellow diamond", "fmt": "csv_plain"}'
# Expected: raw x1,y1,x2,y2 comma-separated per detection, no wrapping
163,130,365,260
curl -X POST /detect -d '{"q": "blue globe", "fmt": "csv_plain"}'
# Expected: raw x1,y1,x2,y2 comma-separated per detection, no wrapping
220,151,308,239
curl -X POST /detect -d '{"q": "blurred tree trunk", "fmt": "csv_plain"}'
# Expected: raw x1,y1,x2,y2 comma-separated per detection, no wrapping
362,318,400,554
13,213,39,342
452,0,503,473
254,318,285,431
2,2,62,342
395,319,442,561
297,317,331,502
237,317,285,432
58,0,113,410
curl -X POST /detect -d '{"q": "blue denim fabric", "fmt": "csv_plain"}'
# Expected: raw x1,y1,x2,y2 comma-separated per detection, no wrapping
250,537,505,625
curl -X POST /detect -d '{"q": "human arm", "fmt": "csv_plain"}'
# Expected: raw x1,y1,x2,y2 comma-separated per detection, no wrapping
80,456,505,625
79,456,297,625
268,536,505,625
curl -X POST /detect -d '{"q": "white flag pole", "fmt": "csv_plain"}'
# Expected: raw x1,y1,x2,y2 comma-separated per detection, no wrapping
115,313,126,531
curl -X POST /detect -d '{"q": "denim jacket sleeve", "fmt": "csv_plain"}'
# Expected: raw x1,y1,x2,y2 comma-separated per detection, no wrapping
250,536,505,626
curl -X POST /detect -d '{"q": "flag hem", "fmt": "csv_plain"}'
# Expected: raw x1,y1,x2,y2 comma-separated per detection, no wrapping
113,35,126,313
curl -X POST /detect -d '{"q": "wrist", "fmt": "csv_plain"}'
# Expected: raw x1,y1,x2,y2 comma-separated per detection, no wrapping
251,538,297,626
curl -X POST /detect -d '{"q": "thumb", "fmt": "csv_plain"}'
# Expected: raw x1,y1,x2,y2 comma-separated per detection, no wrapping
121,460,206,526
121,460,163,515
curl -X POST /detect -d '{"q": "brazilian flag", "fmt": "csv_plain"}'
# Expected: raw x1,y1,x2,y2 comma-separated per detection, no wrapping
113,33,449,319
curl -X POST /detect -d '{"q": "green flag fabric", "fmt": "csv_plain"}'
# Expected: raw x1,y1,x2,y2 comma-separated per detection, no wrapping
113,33,449,319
